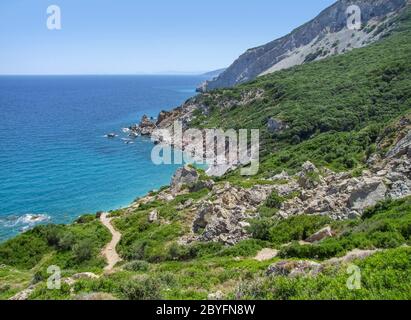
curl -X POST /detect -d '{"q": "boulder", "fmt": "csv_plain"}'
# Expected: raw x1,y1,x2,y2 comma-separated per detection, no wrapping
254,248,279,262
71,272,100,280
297,161,321,189
189,179,215,193
305,226,333,243
148,210,158,223
325,249,380,266
386,131,411,158
267,260,323,278
348,178,387,211
156,110,171,126
171,166,199,193
267,118,288,133
271,171,290,181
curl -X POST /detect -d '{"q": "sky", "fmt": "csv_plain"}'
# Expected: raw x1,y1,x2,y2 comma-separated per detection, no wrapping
0,0,336,75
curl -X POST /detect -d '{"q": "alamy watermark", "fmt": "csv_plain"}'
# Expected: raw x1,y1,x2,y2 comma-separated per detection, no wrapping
47,265,61,290
346,5,362,30
47,5,61,30
346,264,362,290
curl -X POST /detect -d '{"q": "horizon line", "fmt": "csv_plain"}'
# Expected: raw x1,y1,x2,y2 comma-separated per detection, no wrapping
0,73,212,77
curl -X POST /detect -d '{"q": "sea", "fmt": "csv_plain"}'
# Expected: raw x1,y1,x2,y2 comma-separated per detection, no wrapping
0,75,206,241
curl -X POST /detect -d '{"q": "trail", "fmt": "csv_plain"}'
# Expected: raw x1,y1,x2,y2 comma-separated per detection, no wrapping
100,212,122,272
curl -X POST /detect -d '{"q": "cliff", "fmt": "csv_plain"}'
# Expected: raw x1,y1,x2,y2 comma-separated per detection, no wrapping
200,0,408,91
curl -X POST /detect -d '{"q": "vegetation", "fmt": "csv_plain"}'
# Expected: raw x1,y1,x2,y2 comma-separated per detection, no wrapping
0,7,410,300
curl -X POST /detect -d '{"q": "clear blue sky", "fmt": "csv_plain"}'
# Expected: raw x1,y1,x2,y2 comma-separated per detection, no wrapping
0,0,336,75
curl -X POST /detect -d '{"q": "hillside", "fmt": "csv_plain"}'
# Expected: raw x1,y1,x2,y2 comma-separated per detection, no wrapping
0,5,410,301
200,0,408,91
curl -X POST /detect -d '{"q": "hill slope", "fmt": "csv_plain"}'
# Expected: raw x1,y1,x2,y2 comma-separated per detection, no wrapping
200,0,408,91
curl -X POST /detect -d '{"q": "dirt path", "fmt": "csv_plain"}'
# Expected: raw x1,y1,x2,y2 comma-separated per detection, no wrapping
100,213,122,272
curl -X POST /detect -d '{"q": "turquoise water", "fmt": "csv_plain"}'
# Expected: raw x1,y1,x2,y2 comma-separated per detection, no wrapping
0,75,204,241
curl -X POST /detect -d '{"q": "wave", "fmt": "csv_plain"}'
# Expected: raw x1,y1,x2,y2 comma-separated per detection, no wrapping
0,213,51,233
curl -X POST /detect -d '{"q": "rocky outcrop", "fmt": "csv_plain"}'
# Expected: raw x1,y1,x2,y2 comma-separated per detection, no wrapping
386,131,411,158
200,0,408,91
189,183,272,245
348,178,387,211
170,166,200,194
275,142,411,219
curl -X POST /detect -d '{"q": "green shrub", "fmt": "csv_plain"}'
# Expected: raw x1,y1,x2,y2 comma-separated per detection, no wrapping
248,218,275,241
123,260,150,272
72,239,93,263
218,239,266,257
120,278,163,300
265,191,285,209
75,214,96,224
268,215,332,245
279,239,344,260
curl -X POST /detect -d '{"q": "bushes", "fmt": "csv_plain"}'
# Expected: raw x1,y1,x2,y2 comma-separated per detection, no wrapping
120,278,163,300
276,198,411,260
72,239,93,263
279,239,345,260
217,239,266,257
123,260,150,272
265,191,285,209
75,214,96,224
268,215,332,245
248,218,275,241
237,247,411,300
0,221,110,270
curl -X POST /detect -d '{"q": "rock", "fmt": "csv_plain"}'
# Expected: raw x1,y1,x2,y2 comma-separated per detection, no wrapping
254,248,279,262
239,221,251,229
267,260,323,278
348,211,361,220
74,293,117,300
208,291,224,300
386,131,411,158
9,286,36,300
267,118,288,133
298,161,320,189
139,115,157,136
156,110,171,126
148,210,158,223
348,178,387,211
388,180,411,199
106,133,117,138
244,188,269,206
271,171,290,181
189,179,215,193
193,202,214,233
171,166,199,193
305,226,333,243
71,272,100,280
325,249,381,266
